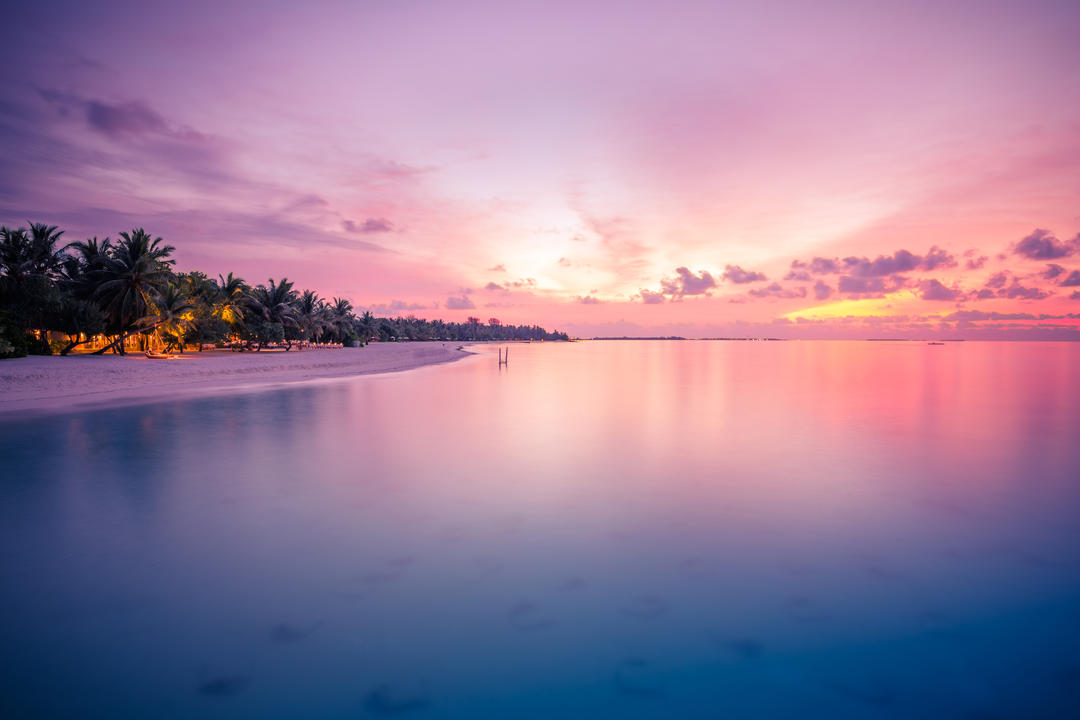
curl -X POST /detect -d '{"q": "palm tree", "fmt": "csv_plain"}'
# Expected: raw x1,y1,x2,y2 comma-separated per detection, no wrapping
296,289,328,346
61,237,112,296
92,229,176,354
54,238,112,355
91,282,195,355
244,278,299,349
358,310,376,342
26,223,66,277
214,272,247,327
0,223,66,282
328,296,355,343
0,224,70,352
246,277,299,325
147,283,197,351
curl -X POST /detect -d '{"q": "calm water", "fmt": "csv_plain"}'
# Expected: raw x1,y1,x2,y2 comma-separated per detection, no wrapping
2,341,1079,718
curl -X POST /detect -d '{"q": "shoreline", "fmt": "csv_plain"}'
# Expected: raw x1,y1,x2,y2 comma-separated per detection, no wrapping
0,343,473,419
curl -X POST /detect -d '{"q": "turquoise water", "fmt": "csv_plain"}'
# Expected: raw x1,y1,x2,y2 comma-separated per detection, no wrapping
2,341,1079,718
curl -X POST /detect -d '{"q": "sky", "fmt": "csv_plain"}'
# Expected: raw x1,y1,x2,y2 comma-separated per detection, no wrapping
2,0,1079,338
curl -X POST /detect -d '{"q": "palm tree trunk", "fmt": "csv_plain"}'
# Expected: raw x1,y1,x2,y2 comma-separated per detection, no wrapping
92,321,165,355
59,333,89,356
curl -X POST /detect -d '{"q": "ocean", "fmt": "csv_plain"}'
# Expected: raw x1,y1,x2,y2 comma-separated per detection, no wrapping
2,340,1078,718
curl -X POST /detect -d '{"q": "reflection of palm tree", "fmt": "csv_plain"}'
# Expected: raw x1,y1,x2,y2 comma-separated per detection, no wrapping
92,229,176,354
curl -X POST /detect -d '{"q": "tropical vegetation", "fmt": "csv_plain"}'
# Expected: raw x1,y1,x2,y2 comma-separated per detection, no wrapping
0,222,568,358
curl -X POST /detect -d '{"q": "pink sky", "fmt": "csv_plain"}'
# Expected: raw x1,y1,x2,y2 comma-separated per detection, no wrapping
2,0,1079,338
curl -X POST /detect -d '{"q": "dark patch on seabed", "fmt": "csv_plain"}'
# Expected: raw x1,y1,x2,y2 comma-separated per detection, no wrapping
614,658,666,698
365,679,430,715
198,674,250,697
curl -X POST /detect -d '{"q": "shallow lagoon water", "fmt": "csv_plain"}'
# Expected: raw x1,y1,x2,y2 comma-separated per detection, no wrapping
2,340,1079,718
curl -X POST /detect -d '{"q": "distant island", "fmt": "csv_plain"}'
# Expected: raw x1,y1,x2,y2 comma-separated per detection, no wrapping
592,336,687,341
0,222,569,359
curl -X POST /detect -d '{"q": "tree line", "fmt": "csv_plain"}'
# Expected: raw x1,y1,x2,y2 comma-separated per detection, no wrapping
0,222,568,358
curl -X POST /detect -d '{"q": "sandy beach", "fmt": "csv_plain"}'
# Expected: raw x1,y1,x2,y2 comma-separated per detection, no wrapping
0,343,471,417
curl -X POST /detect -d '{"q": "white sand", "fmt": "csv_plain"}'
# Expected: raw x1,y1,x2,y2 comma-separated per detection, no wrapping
0,343,472,416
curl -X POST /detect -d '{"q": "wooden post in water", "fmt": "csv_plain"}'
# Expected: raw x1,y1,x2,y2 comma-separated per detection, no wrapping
499,346,509,366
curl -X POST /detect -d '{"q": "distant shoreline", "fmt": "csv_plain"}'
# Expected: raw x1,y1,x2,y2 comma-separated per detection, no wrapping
0,343,472,419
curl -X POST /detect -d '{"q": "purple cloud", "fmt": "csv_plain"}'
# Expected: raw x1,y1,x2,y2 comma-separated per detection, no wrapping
640,289,665,304
919,278,962,301
661,267,717,297
843,249,922,277
85,100,170,138
364,299,428,313
809,257,840,274
577,295,601,304
487,264,506,272
965,254,988,270
784,268,812,281
39,90,206,144
813,280,833,300
946,310,1037,321
922,246,958,271
838,276,886,294
1012,229,1080,259
445,294,475,309
484,281,505,291
984,271,1009,289
998,279,1050,300
748,282,807,299
723,264,767,284
1043,263,1066,279
343,217,393,233
1060,270,1080,286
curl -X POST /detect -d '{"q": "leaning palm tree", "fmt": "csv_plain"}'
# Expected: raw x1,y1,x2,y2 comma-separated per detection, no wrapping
91,282,195,355
92,229,176,354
